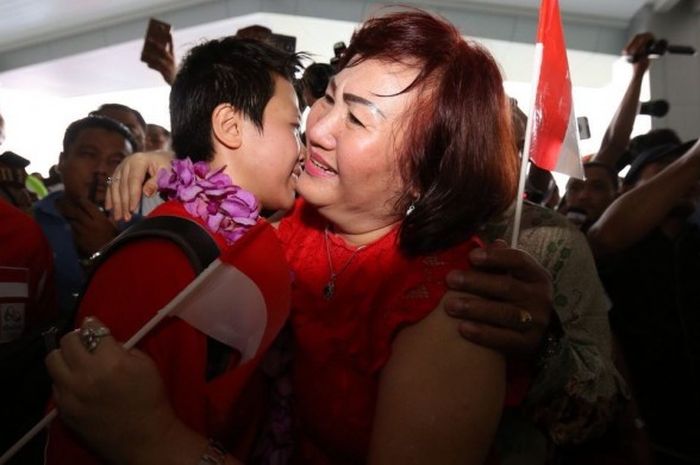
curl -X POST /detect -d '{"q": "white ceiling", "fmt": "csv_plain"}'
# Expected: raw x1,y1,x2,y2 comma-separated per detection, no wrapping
0,0,650,53
0,0,652,98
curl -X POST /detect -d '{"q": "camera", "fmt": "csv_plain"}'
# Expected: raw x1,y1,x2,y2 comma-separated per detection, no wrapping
639,99,670,118
627,39,696,63
330,41,347,71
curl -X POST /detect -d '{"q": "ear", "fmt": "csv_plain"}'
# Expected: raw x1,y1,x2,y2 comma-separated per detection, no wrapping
57,152,66,174
211,103,244,150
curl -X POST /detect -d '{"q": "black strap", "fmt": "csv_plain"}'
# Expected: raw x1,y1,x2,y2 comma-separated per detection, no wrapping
92,215,220,274
79,215,232,380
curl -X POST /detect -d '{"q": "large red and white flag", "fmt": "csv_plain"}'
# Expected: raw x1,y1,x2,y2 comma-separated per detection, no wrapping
527,0,583,179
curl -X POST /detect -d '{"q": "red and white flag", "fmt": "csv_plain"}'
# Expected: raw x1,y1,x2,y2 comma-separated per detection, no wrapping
172,222,290,362
526,0,583,179
125,221,290,365
2,222,291,464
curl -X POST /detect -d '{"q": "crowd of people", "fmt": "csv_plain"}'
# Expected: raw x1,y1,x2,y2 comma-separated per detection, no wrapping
0,7,698,465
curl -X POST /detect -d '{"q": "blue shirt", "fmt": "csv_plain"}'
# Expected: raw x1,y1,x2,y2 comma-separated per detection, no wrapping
33,191,139,319
33,191,83,319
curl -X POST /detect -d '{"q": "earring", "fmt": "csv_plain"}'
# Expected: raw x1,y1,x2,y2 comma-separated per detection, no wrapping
406,193,420,216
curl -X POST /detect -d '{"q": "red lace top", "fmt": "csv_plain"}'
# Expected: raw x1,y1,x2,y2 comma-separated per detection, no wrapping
278,200,503,465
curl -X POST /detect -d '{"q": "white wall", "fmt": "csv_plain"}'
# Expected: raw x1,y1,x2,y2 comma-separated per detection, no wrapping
0,13,651,177
629,1,700,140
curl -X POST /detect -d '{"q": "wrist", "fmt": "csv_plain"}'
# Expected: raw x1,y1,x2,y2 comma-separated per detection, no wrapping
196,440,227,465
125,411,205,465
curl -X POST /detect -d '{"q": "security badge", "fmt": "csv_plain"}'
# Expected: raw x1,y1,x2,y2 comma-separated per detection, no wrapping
0,266,28,343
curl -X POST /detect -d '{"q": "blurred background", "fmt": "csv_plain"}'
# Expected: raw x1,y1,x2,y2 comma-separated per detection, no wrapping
0,0,697,185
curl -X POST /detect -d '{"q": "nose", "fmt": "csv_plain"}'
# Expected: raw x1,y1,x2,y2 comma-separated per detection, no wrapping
305,104,338,151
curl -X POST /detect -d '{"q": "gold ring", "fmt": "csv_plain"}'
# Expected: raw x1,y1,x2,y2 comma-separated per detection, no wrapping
519,310,533,329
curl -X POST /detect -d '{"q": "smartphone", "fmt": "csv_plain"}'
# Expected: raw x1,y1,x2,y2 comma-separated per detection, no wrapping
577,116,591,140
141,18,172,63
269,33,296,53
88,173,106,212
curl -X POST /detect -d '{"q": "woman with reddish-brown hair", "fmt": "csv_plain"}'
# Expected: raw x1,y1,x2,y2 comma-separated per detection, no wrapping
47,8,524,465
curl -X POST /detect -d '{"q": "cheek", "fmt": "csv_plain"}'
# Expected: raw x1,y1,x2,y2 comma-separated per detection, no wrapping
340,143,398,190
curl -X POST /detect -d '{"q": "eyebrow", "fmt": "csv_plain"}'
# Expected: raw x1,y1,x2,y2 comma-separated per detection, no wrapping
329,78,386,119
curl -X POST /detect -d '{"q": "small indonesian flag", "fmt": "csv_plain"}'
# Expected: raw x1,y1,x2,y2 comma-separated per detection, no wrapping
527,0,584,179
122,220,291,374
172,222,290,362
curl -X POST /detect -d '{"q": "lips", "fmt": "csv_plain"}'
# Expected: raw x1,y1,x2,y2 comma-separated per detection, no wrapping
305,149,337,178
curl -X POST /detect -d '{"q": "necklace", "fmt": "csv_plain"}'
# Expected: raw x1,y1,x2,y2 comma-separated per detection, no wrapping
323,226,366,300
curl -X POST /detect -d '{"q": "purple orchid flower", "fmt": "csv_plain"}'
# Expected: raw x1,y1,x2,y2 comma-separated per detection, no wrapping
157,158,260,244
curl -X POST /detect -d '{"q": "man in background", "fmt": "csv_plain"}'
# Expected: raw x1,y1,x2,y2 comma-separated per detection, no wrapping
33,115,136,321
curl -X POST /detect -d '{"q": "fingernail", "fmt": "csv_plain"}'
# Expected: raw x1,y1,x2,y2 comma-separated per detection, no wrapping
446,270,465,287
445,300,468,316
459,322,478,335
43,327,58,352
469,248,487,264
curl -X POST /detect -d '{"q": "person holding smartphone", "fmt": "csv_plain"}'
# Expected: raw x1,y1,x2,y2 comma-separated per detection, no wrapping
33,116,137,320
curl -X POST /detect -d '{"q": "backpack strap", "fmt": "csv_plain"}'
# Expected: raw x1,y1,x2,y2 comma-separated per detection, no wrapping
79,215,233,380
91,215,220,275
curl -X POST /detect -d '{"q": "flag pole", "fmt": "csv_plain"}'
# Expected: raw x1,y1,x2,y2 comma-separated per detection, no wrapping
0,258,225,465
511,42,544,247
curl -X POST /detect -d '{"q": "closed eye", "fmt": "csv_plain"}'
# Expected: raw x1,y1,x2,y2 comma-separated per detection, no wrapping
348,112,364,127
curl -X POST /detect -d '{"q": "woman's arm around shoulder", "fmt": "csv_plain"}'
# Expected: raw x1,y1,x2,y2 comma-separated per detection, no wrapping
369,295,506,465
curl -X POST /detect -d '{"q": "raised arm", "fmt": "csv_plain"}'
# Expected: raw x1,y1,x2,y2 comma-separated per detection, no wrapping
369,299,505,465
593,33,653,167
588,139,700,258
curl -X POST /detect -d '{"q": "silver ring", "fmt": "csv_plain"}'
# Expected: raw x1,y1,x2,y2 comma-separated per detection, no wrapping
79,326,111,353
106,175,120,186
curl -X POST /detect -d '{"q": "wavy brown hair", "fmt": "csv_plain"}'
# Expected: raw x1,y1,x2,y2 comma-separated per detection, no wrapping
339,9,518,256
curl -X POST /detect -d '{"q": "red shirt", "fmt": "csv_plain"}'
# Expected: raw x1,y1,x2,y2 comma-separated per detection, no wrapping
45,201,290,464
279,200,512,465
0,198,56,341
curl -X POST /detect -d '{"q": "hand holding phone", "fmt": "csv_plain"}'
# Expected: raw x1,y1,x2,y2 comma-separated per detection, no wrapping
141,18,176,85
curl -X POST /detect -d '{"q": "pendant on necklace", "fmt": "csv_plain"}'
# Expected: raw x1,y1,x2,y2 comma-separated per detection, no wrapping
323,279,335,300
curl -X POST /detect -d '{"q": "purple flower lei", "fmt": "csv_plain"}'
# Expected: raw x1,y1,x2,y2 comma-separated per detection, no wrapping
157,158,260,244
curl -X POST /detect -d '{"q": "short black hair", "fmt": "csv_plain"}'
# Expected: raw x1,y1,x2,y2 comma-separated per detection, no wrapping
623,140,697,187
92,103,147,131
301,62,334,100
629,128,681,156
62,115,136,153
169,37,302,162
147,123,170,137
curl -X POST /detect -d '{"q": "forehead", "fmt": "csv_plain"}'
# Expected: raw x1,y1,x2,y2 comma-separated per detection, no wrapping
266,75,299,116
583,165,616,186
336,59,420,98
638,159,672,181
69,127,128,150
